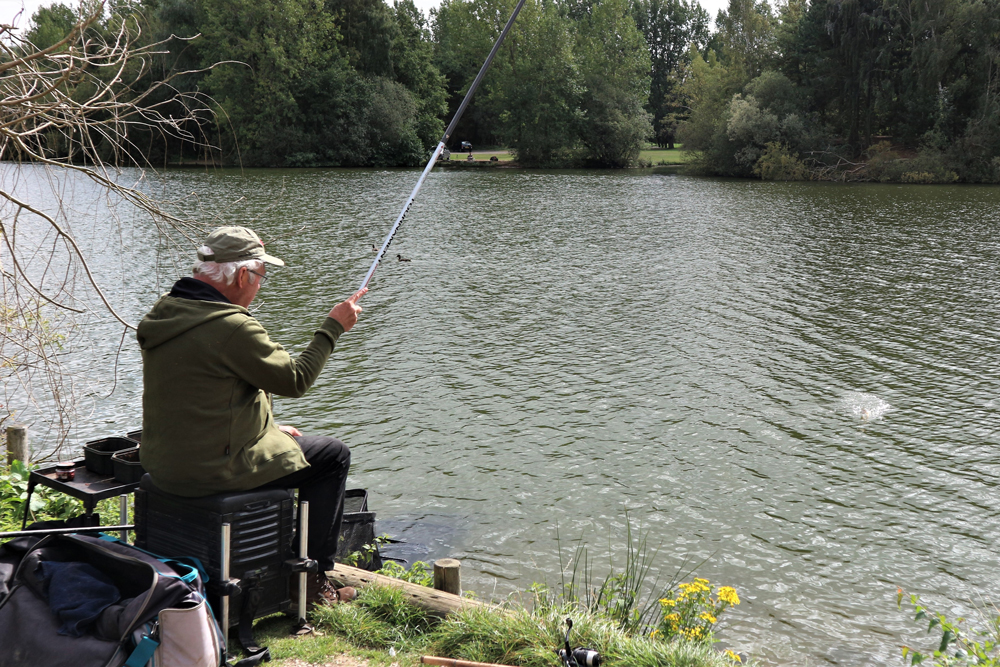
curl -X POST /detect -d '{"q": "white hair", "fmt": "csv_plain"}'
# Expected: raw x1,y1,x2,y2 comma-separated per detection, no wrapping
193,246,264,285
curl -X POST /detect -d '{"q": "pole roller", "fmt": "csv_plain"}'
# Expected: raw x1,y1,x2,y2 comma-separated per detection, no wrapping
360,0,528,291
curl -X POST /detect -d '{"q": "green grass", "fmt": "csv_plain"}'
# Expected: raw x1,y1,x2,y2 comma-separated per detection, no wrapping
443,146,691,166
450,149,516,162
638,146,691,165
253,584,741,667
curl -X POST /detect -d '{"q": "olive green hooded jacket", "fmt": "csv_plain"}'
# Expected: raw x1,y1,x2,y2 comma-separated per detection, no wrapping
136,289,343,497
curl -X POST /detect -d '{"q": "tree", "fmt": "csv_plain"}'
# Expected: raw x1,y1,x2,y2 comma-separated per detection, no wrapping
715,0,775,80
484,0,582,165
195,0,346,165
391,0,448,148
576,0,653,166
630,0,709,147
432,0,508,147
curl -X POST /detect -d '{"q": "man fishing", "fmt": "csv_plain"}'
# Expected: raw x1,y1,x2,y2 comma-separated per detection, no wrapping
136,225,365,605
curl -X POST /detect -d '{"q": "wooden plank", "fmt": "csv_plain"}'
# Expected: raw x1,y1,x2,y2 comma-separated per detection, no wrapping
327,563,489,618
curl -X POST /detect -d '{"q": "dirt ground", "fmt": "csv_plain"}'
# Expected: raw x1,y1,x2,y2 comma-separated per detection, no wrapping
281,658,391,667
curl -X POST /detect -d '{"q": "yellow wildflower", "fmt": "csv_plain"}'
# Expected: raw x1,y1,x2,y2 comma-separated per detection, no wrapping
718,586,740,606
660,598,676,607
725,649,742,663
695,578,710,585
700,612,717,624
650,629,660,638
665,613,680,622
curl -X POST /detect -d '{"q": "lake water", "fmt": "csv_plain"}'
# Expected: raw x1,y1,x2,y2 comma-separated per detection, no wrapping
6,164,1000,665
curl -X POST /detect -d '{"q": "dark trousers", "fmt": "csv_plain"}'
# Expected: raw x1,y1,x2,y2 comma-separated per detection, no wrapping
259,435,350,572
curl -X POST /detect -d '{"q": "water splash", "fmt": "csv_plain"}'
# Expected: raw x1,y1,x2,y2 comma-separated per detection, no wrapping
841,391,891,421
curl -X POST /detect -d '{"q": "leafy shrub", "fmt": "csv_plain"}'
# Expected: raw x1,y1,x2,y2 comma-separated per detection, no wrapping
863,143,959,183
753,142,809,180
376,560,434,587
898,589,1000,665
1,460,88,531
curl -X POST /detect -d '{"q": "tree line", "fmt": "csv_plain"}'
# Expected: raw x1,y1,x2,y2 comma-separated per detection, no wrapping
680,0,1000,182
21,0,1000,177
23,0,708,167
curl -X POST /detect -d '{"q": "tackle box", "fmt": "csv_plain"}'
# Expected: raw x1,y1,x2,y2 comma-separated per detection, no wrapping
135,476,296,624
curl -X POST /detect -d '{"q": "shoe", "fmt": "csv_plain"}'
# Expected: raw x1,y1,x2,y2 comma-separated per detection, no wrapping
291,573,356,607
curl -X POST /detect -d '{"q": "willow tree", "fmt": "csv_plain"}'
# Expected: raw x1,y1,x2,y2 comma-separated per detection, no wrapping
0,2,215,457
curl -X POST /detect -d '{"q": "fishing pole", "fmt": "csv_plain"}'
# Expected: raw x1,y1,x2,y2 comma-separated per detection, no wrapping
359,0,528,290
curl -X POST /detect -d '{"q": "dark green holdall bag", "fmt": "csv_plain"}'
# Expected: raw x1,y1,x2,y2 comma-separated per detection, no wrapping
0,532,223,667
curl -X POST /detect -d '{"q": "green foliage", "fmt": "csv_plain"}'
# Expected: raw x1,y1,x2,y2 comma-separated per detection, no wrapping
898,590,1000,666
861,142,960,184
682,66,812,177
342,533,393,568
752,142,808,180
434,0,657,167
431,0,504,146
25,3,77,50
676,48,740,169
532,517,741,645
714,0,775,79
0,460,87,531
488,0,583,166
376,559,435,587
392,0,448,147
576,0,653,166
681,0,1000,180
629,0,710,148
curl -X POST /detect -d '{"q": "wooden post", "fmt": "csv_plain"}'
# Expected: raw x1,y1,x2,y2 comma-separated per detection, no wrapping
434,558,462,596
6,425,27,466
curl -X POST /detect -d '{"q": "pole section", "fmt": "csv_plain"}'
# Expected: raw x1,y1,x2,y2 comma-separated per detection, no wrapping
360,0,528,291
298,500,309,624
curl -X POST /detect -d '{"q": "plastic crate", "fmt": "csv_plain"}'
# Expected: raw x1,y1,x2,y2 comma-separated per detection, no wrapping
126,429,142,443
83,437,137,476
111,448,144,483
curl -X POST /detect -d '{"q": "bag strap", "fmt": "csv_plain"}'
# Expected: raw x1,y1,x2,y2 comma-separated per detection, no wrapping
236,578,270,665
97,533,206,585
124,635,159,667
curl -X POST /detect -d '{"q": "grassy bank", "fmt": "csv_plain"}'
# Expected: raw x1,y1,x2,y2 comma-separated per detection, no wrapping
252,583,743,667
439,146,691,168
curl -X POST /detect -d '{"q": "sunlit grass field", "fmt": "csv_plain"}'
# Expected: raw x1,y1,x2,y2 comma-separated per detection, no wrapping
638,146,690,165
444,145,691,165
